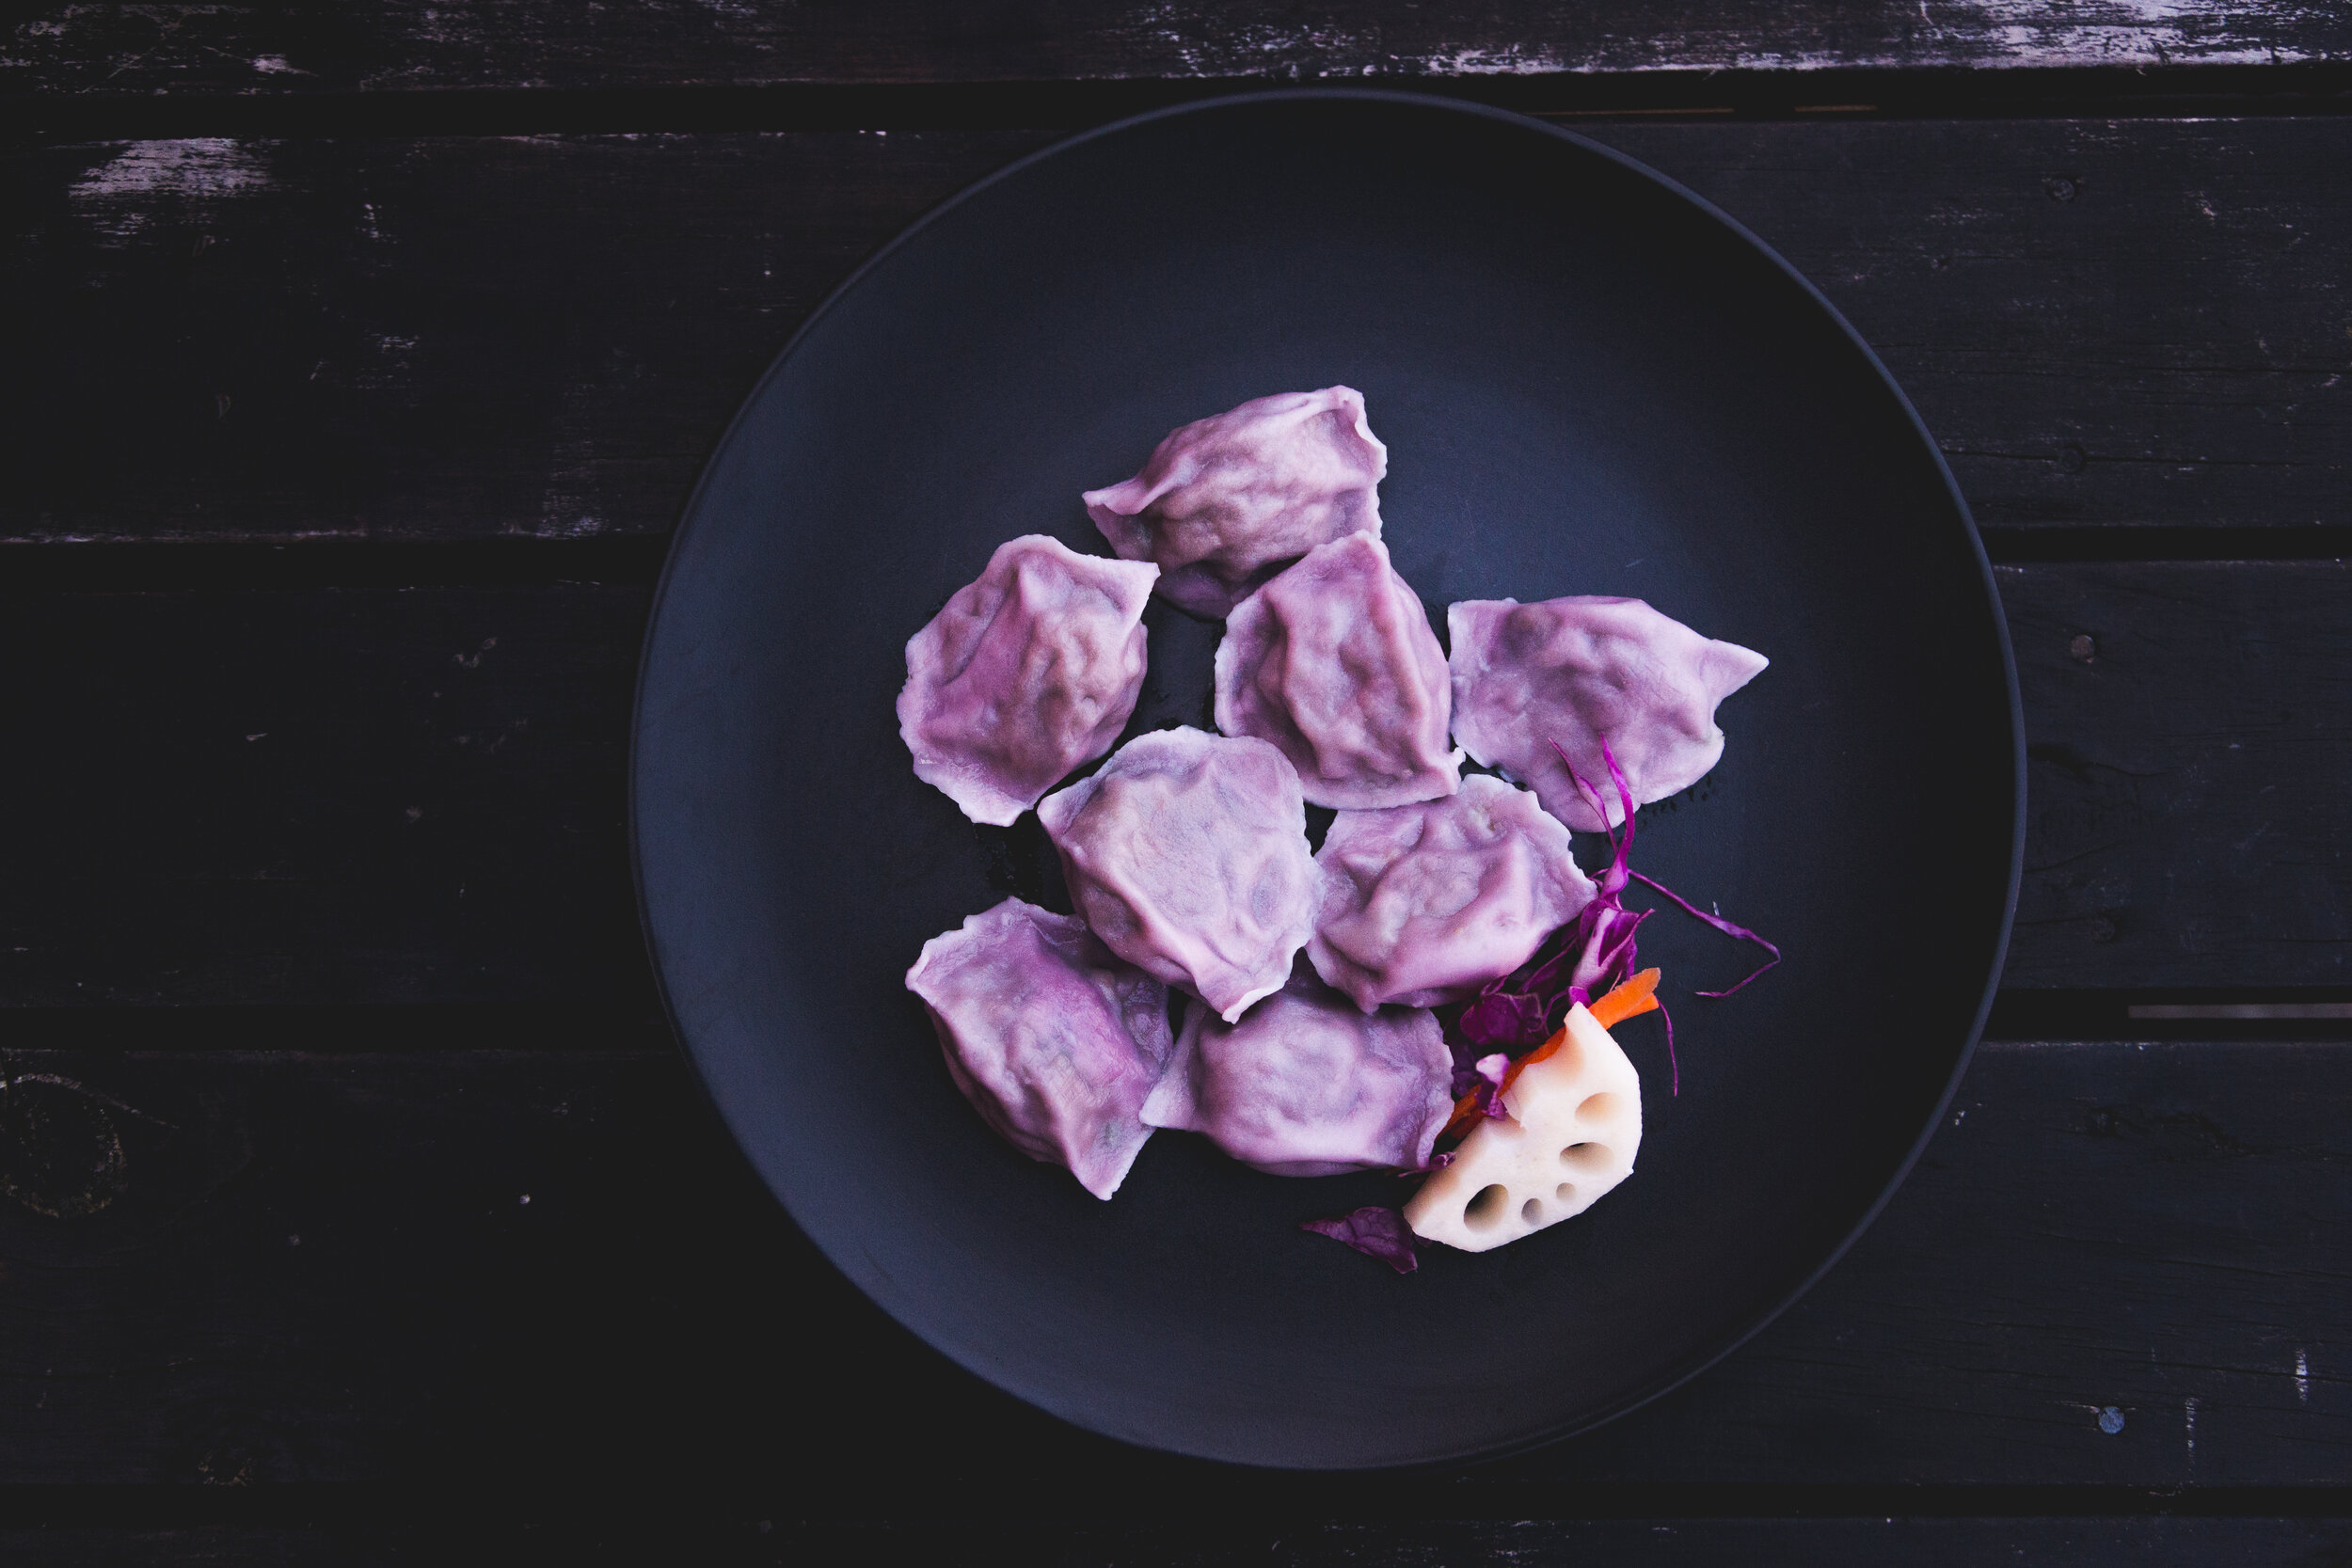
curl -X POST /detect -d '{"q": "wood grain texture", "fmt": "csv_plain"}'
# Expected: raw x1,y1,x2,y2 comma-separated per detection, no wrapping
5,1,2346,98
3,562,2343,1007
6,0,2342,1545
0,585,655,1007
4,132,1041,546
0,1038,2344,1489
7,117,2346,546
1614,118,2352,539
2007,561,2352,990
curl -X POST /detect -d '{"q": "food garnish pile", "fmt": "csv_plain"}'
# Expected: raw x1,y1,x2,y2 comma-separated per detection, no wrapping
898,388,1773,1274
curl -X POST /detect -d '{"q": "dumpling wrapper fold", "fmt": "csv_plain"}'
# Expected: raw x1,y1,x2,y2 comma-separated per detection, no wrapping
1083,387,1386,618
1142,973,1453,1177
1040,727,1316,1022
1215,531,1459,810
1309,775,1597,1012
1448,595,1768,832
906,897,1174,1200
898,534,1158,826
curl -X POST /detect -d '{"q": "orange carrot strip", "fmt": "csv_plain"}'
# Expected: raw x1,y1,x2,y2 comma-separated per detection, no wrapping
1438,1089,1486,1143
1589,967,1661,1030
1500,969,1663,1096
1599,991,1661,1028
1500,1022,1572,1098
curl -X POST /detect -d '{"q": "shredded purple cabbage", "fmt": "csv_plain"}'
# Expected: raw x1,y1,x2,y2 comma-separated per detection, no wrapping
1300,1205,1419,1274
1450,739,1650,1053
1628,871,1783,997
1442,735,1778,1101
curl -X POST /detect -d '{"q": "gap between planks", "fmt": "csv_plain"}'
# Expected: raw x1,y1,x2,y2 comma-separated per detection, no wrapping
7,64,2352,142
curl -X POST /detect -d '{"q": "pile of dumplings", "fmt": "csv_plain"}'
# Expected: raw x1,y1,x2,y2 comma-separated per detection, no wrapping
900,388,1767,1243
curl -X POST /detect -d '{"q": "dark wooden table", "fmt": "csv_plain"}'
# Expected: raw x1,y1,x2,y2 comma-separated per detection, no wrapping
5,5,2349,1561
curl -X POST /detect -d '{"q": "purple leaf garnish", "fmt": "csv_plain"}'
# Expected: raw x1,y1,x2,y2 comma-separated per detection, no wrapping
1300,1205,1419,1275
1455,990,1548,1049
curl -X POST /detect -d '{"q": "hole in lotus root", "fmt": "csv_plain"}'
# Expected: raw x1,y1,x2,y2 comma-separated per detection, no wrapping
1464,1183,1509,1230
1519,1197,1542,1224
1555,1181,1577,1201
1560,1141,1612,1171
1576,1092,1624,1124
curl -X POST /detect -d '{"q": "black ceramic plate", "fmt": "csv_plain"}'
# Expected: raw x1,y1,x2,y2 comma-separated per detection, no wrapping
632,91,2023,1469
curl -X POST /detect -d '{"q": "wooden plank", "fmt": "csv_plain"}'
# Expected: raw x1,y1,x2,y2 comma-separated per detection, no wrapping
0,585,656,1007
5,1519,2351,1565
6,118,2346,546
3,132,1045,546
1612,119,2352,541
3,2,2344,98
3,562,2344,1008
2006,561,2352,990
0,1038,2344,1488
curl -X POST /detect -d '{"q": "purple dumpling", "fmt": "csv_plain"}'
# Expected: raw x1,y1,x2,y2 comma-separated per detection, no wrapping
1039,727,1316,1022
898,534,1159,826
906,897,1174,1200
1448,595,1769,832
1083,387,1386,618
1309,774,1597,1012
1215,531,1459,810
1141,972,1453,1176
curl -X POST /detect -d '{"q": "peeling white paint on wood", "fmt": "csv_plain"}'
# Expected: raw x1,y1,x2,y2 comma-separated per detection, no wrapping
68,139,271,242
1118,0,2326,77
8,0,2335,92
1951,0,2308,68
534,353,644,539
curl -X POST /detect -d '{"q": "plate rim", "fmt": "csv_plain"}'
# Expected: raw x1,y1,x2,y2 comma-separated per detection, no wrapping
628,87,2029,1470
